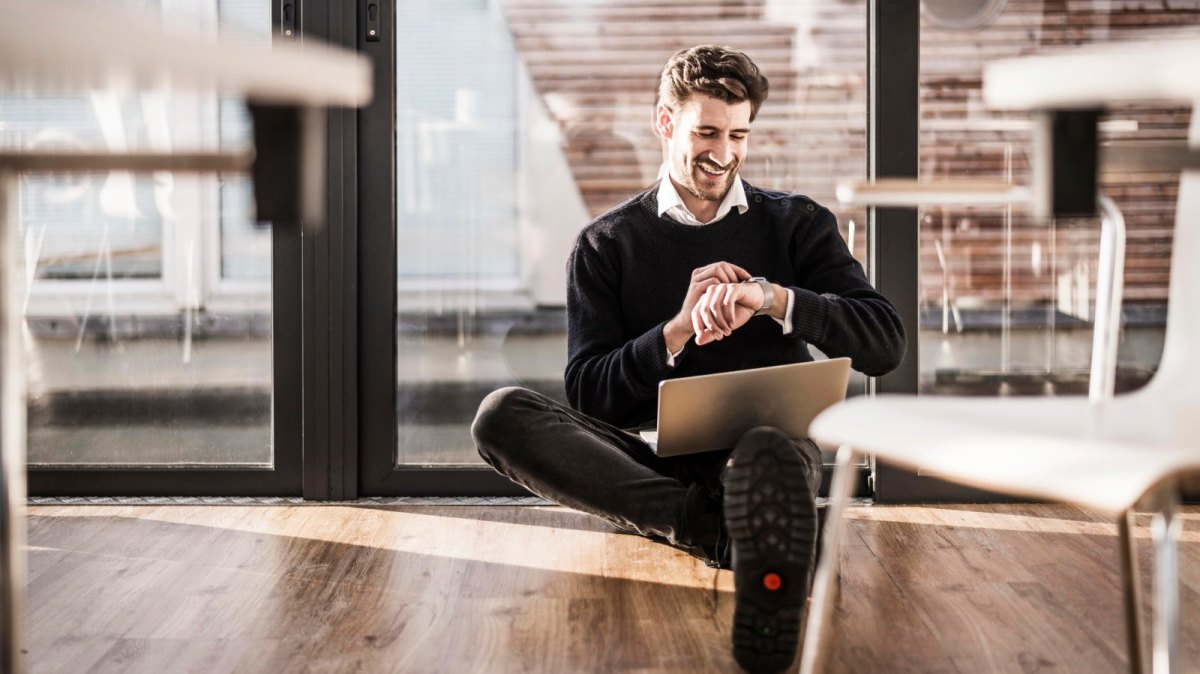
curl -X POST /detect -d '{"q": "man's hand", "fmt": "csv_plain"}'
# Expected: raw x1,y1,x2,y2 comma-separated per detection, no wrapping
691,281,763,345
663,261,751,353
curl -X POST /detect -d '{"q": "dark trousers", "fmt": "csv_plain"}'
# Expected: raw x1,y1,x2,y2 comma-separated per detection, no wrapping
471,387,823,551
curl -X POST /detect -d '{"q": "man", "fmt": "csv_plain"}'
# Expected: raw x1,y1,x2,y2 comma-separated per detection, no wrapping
472,45,905,674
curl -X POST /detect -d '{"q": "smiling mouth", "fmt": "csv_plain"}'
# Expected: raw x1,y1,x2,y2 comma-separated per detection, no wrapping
695,160,731,177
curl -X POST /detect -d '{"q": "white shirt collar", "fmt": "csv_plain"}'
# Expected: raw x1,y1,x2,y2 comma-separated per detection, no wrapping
655,162,748,226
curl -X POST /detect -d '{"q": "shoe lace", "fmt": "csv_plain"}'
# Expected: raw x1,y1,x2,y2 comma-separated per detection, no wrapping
706,518,731,620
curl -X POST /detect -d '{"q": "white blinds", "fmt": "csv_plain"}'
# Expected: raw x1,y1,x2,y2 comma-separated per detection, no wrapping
395,0,521,283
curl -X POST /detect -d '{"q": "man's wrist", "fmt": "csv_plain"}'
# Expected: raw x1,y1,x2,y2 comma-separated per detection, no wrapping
663,318,691,354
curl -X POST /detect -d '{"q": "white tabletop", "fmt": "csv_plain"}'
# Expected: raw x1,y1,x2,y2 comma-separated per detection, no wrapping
984,33,1200,111
0,0,371,107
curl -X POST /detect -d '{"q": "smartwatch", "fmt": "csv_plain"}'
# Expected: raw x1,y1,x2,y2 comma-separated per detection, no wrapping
744,276,774,316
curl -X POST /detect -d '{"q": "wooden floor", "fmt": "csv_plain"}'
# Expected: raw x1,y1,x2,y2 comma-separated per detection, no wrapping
24,503,1200,673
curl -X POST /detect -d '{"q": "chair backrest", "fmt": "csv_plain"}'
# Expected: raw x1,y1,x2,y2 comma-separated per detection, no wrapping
1141,111,1200,400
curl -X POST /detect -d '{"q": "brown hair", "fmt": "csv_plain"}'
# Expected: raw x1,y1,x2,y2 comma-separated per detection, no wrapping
657,45,769,121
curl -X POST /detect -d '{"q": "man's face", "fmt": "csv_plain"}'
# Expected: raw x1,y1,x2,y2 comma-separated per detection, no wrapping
658,94,752,204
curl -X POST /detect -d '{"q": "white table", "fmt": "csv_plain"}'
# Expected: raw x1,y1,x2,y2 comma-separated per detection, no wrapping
0,1,371,670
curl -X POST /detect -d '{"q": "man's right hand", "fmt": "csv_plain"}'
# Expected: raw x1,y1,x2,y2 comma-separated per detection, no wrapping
663,261,751,353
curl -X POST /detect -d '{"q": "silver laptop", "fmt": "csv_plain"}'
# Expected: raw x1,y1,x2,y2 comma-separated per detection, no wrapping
639,357,851,457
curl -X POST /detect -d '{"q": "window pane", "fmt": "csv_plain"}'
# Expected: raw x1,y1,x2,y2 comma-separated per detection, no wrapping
394,1,870,465
216,0,272,283
918,6,1199,397
396,1,520,282
2,95,167,280
5,0,274,467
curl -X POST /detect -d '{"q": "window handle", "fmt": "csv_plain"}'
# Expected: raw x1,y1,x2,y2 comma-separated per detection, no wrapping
366,2,381,42
281,0,296,40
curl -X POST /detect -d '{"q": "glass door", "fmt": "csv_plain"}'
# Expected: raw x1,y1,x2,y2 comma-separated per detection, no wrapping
10,0,302,495
360,0,876,494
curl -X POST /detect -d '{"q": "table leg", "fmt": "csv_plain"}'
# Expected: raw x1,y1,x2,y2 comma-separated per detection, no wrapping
0,170,27,673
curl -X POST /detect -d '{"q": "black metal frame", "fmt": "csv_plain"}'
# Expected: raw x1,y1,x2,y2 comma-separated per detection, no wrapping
868,0,924,503
867,0,1013,503
356,0,407,495
299,0,360,500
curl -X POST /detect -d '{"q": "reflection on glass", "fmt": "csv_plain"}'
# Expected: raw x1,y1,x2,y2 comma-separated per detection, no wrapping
918,6,1199,397
394,1,870,465
6,93,165,280
2,0,273,466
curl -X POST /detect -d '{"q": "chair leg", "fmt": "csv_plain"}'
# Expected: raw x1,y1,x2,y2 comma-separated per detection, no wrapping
1090,195,1126,402
799,445,857,674
1150,491,1181,674
1119,509,1145,674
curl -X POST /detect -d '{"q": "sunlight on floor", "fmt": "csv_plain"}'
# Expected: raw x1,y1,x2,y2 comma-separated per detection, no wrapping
846,505,1200,542
31,506,735,591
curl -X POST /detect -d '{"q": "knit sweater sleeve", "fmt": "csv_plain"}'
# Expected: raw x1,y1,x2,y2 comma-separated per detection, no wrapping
564,231,672,426
788,206,907,376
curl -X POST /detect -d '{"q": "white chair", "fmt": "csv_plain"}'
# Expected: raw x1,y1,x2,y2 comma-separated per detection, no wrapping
799,40,1200,674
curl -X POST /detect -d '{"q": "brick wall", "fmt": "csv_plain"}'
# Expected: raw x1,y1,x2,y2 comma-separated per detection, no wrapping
502,0,1198,311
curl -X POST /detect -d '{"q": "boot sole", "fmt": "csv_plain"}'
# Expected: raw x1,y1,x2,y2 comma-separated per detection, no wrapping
724,427,818,674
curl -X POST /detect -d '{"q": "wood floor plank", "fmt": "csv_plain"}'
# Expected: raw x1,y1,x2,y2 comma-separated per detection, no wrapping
856,508,1113,668
23,503,1200,673
25,512,126,585
851,505,1043,586
824,521,963,674
85,637,288,674
30,635,118,674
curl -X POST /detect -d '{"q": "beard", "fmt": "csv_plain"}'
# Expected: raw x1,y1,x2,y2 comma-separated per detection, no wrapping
678,155,739,202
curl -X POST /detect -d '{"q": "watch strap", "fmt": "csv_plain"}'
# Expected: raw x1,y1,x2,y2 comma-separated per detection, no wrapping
745,277,774,316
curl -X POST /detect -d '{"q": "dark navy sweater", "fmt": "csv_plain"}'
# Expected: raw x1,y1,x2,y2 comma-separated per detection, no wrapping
565,182,906,429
